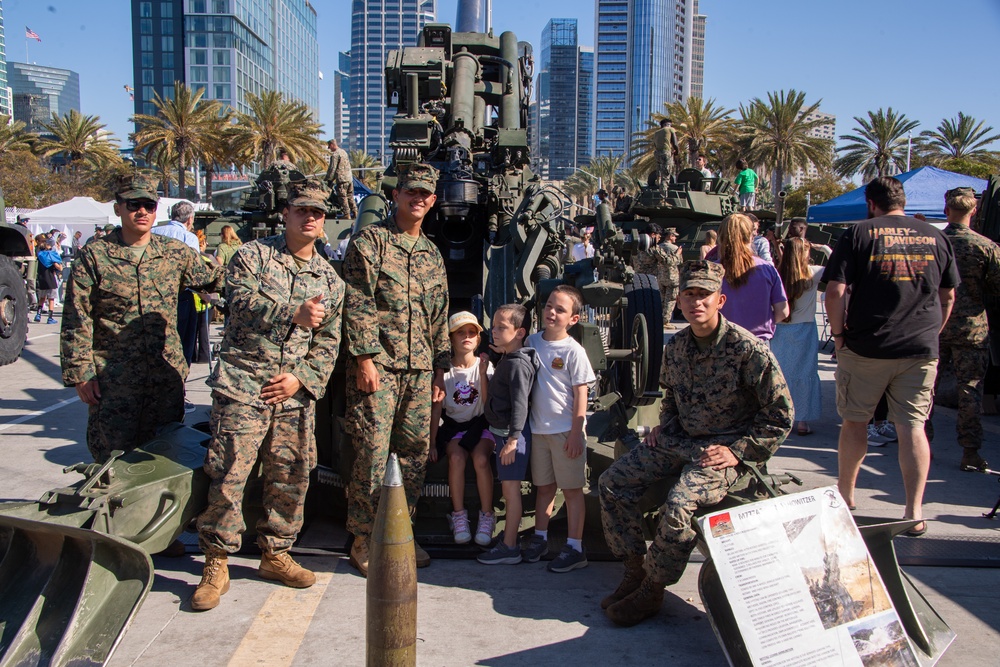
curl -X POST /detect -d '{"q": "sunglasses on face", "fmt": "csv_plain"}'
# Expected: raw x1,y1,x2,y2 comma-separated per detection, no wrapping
123,200,157,212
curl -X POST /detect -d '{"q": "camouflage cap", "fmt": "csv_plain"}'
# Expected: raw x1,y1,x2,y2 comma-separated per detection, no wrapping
396,162,439,193
663,227,678,237
115,173,159,202
103,223,118,233
679,260,725,293
287,178,330,212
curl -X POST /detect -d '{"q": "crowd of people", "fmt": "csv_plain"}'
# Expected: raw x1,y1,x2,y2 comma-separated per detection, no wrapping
49,159,997,629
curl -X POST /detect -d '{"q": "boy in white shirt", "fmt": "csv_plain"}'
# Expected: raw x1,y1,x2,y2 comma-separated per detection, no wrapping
523,285,596,572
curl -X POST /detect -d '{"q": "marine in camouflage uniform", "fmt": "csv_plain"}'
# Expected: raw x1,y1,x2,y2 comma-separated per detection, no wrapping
632,224,662,278
324,138,358,218
342,162,450,573
652,118,679,187
938,187,1000,471
61,175,224,463
197,180,345,557
600,260,792,626
652,228,682,328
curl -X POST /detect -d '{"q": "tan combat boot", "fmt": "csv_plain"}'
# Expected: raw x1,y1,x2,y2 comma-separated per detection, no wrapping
605,577,665,627
600,555,647,609
191,553,230,611
414,542,431,568
258,551,316,588
350,536,369,578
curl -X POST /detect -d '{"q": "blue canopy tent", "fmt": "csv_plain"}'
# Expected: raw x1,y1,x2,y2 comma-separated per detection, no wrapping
806,166,987,223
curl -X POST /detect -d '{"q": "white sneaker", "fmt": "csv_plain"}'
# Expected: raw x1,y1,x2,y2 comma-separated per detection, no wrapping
448,510,472,544
475,511,496,547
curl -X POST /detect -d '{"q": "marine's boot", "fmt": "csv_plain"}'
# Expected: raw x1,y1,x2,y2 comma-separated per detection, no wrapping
350,535,370,578
961,447,989,472
605,577,665,627
600,555,647,609
258,551,316,588
414,542,431,568
191,553,230,611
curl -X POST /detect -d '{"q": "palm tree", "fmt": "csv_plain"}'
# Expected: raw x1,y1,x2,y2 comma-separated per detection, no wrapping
229,90,323,170
834,108,919,180
662,97,736,168
132,82,225,196
0,115,33,156
586,154,627,193
138,142,178,197
35,110,121,172
349,150,383,190
918,112,1000,163
741,89,833,196
198,111,239,203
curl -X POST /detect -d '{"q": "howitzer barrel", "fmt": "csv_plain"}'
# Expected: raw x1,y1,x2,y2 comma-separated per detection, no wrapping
450,50,478,147
500,31,520,129
455,0,483,32
366,453,417,667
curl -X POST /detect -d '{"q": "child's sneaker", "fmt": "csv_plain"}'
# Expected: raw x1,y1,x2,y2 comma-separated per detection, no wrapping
448,510,472,544
547,545,588,573
521,534,548,563
475,511,495,546
33,312,42,323
46,317,57,325
477,540,521,565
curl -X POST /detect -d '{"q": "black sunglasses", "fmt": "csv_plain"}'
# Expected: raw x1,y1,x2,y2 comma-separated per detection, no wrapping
123,199,157,212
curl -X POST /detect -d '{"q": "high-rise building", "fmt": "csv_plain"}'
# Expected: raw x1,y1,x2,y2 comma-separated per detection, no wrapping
130,0,320,129
333,51,350,145
787,111,836,188
349,0,436,161
535,20,595,181
0,1,10,117
7,62,81,133
593,0,702,159
691,3,705,101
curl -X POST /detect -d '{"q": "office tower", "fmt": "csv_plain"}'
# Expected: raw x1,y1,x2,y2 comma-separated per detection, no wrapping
787,111,836,188
535,19,594,181
691,3,705,100
7,63,81,133
131,0,320,129
0,1,9,117
593,0,701,159
333,51,350,146
349,0,436,161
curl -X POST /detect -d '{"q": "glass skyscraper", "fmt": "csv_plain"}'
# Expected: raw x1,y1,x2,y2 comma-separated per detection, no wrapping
0,1,9,118
593,0,701,159
333,51,350,145
8,63,81,133
349,0,435,160
131,0,319,130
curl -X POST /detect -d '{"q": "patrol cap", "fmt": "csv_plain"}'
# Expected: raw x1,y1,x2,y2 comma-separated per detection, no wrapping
103,223,118,233
448,311,483,334
396,162,439,193
679,260,725,293
115,173,159,202
663,227,678,237
287,178,330,212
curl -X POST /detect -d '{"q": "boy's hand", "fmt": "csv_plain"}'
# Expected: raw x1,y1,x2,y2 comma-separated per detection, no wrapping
500,438,518,466
428,446,439,464
488,342,505,354
431,373,446,403
479,352,490,366
564,430,586,459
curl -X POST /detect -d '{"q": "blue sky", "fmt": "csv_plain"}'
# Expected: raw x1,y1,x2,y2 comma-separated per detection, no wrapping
5,0,1000,151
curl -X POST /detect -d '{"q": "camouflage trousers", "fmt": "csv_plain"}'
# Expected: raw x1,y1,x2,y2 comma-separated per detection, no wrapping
599,441,739,585
345,361,432,539
337,180,358,218
660,284,678,327
938,343,989,450
197,393,316,555
87,373,185,463
655,150,673,185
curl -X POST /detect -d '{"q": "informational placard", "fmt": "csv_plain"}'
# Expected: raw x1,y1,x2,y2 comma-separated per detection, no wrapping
698,486,919,667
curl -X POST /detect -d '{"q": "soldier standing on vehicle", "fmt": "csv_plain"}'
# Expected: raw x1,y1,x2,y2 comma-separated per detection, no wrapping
652,118,679,187
192,180,345,611
342,162,450,577
61,174,224,463
653,227,683,330
324,138,358,219
599,260,792,627
937,187,1000,472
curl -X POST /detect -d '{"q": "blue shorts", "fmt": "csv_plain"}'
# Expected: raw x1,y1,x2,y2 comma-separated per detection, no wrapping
492,427,531,482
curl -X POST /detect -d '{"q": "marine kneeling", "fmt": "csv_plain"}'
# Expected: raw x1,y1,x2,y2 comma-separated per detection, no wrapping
598,260,792,626
191,180,345,611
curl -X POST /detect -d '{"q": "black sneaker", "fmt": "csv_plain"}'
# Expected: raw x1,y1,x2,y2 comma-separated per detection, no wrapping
521,535,548,563
477,541,522,565
547,545,588,573
184,401,197,414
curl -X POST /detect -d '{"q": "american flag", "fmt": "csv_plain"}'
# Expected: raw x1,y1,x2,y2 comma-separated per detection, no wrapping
25,27,42,42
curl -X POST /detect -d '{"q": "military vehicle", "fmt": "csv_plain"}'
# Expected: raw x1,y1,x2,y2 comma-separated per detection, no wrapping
0,185,33,366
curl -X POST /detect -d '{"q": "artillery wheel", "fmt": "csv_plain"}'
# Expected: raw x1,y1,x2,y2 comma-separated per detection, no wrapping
0,255,29,366
612,273,663,408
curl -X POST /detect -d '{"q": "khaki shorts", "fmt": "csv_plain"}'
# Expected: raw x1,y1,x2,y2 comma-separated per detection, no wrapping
530,431,587,490
835,347,937,427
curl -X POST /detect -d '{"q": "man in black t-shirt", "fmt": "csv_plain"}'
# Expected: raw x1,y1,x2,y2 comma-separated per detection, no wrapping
822,177,959,537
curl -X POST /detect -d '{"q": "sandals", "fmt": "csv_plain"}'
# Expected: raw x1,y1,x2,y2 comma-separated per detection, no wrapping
904,521,927,537
796,426,813,436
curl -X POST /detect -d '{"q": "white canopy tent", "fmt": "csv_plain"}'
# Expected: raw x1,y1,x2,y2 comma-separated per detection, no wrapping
24,197,211,245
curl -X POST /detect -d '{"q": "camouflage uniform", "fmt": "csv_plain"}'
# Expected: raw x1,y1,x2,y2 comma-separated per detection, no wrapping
938,222,1000,452
324,146,358,218
61,176,224,463
342,165,450,540
600,309,792,585
198,183,345,555
632,248,657,277
652,124,678,186
652,238,682,325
